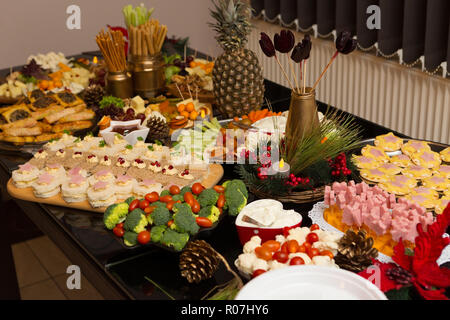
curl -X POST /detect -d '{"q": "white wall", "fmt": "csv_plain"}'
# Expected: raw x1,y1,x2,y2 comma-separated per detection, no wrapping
0,0,222,69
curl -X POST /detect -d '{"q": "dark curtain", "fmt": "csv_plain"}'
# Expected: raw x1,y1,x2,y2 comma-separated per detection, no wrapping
253,0,450,74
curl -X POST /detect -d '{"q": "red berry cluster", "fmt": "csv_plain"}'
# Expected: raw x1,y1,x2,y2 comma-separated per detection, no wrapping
329,153,351,176
286,174,310,187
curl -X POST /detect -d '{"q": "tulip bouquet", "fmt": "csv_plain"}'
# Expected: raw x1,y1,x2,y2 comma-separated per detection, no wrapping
259,30,357,94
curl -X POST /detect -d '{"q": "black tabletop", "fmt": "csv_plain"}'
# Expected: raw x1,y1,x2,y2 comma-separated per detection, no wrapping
0,54,446,300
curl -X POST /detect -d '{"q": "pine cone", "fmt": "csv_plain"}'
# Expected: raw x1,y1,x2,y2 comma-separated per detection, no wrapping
179,240,220,284
146,116,170,145
82,84,105,109
334,229,378,272
386,266,413,285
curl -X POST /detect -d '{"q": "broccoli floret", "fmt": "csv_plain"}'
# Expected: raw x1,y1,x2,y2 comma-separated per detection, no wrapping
172,194,184,202
198,205,221,224
171,203,199,235
125,197,136,205
152,206,172,226
161,229,189,251
160,190,171,197
171,203,199,234
103,202,129,230
225,188,247,216
146,212,153,225
152,201,167,209
123,209,148,233
197,188,219,207
150,225,167,243
123,231,138,247
224,179,248,198
180,186,192,196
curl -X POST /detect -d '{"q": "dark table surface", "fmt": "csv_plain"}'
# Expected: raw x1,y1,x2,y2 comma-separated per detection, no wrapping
0,53,446,300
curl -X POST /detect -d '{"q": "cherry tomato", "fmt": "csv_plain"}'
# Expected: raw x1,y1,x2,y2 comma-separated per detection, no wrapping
159,195,173,203
216,194,225,208
144,206,155,215
137,230,151,244
310,224,320,231
255,246,272,261
287,240,300,253
308,248,320,258
169,185,180,195
320,250,334,260
192,183,205,195
306,232,319,244
116,223,124,229
304,242,312,250
290,257,305,265
280,242,289,254
167,220,174,227
139,200,150,210
196,217,213,228
262,240,280,252
191,200,201,214
129,199,140,212
145,192,159,203
113,227,124,237
218,207,223,214
184,192,194,206
252,269,266,278
297,244,307,253
272,251,289,263
213,185,225,193
166,200,176,211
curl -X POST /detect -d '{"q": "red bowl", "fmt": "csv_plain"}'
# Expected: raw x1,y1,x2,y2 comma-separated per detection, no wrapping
235,199,302,245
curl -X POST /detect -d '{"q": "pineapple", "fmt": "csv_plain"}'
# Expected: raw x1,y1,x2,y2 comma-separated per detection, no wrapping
209,0,264,118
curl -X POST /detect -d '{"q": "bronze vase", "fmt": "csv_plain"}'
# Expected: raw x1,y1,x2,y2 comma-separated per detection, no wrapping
105,71,133,99
129,54,165,99
285,87,320,161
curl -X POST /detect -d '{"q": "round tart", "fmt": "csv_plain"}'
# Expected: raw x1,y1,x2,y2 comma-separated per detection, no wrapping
360,168,388,183
433,164,450,179
378,180,411,195
374,132,403,151
361,145,389,162
351,155,382,169
405,194,435,209
401,140,431,157
440,147,450,162
377,162,402,175
410,186,440,200
421,175,449,192
402,165,432,179
410,150,441,168
389,154,412,167
389,174,417,189
434,197,450,215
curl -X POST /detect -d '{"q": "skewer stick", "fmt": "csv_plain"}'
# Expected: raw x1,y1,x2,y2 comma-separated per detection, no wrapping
187,84,193,100
312,51,339,91
274,55,295,92
288,58,300,94
175,83,185,100
303,60,307,94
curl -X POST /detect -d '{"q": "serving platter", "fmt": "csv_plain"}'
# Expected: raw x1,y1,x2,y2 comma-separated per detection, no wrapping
7,163,224,213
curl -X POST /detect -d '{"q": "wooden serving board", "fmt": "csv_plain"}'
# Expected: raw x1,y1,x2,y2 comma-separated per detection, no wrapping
7,164,224,213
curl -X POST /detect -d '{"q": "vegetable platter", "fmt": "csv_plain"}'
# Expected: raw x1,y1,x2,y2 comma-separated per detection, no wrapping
104,180,249,252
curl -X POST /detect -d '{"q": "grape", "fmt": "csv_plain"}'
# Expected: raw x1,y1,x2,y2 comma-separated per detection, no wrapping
173,59,182,67
186,56,194,64
179,62,187,69
136,113,146,124
126,108,135,116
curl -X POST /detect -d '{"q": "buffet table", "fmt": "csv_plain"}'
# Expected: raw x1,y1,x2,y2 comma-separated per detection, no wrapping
5,51,444,300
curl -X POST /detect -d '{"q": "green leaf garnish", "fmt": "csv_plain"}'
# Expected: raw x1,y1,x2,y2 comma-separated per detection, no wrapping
125,144,133,150
147,145,154,151
73,138,81,143
99,96,125,109
115,133,124,139
63,130,71,135
137,136,144,141
155,140,162,146
99,140,106,147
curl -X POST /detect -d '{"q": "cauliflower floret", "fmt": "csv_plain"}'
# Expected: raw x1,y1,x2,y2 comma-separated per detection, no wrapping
286,227,310,244
275,234,286,243
243,236,261,253
312,255,339,268
237,253,257,274
312,241,339,256
268,260,288,271
252,258,269,272
288,252,312,265
317,230,342,243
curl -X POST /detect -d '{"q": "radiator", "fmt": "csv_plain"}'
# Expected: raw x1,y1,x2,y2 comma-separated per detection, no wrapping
248,20,450,145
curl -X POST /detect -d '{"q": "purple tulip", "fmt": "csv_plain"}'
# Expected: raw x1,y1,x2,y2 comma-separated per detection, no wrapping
301,34,312,59
336,31,357,55
290,42,305,63
274,30,295,53
259,32,276,57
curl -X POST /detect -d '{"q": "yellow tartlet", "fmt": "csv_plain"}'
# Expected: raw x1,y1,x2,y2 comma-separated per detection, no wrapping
401,140,431,157
361,145,389,163
374,132,403,151
410,150,441,169
351,155,382,169
434,197,450,215
377,162,402,175
421,175,449,192
360,168,389,183
402,165,432,179
389,154,412,168
440,147,450,162
405,194,435,209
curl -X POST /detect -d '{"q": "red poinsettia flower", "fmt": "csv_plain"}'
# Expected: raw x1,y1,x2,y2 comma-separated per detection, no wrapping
359,203,450,300
107,25,129,57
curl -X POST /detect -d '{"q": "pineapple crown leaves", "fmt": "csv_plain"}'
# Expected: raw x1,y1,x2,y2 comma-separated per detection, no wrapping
208,0,253,51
